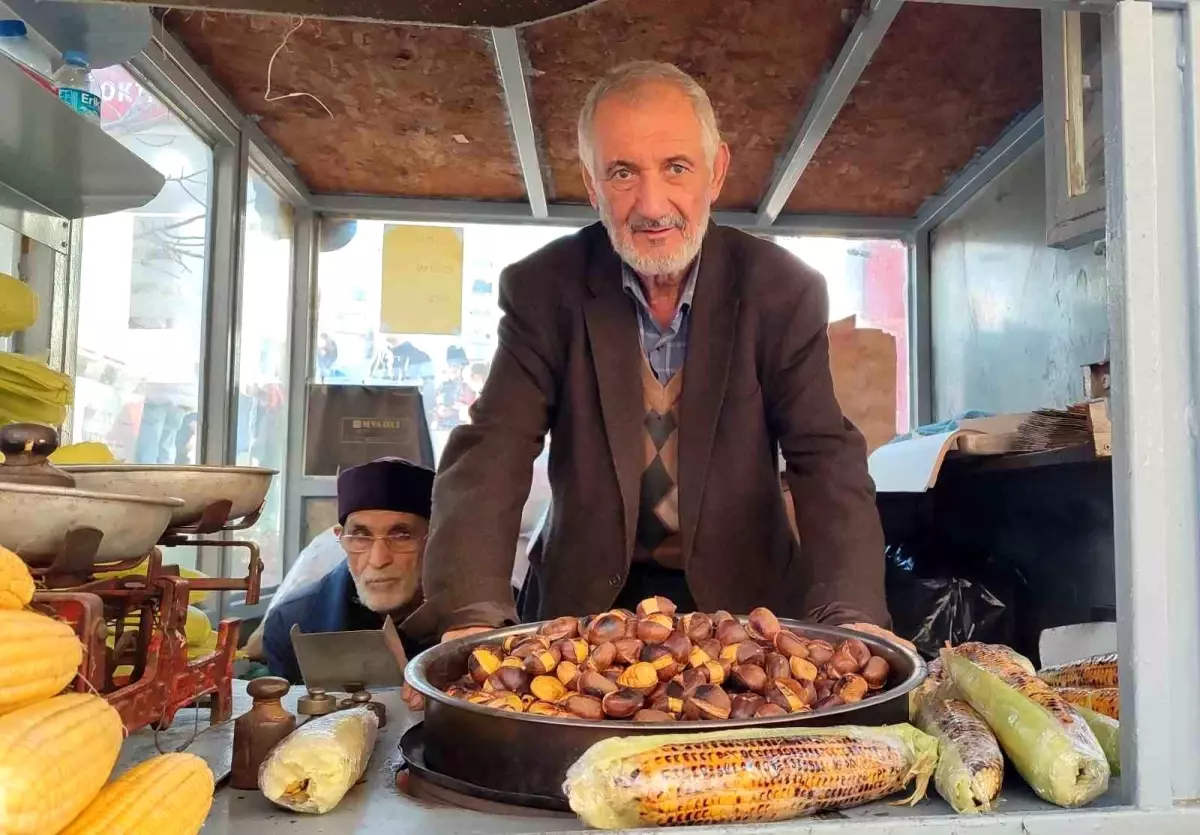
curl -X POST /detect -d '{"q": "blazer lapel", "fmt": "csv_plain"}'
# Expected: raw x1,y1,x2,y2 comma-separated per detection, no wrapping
583,229,644,560
678,224,738,565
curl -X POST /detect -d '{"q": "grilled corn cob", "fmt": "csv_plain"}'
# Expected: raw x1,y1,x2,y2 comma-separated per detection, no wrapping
1038,653,1118,688
61,753,214,835
1055,686,1119,720
564,724,938,829
260,706,379,814
912,694,1003,814
0,608,83,716
954,642,1036,676
0,545,34,610
1074,705,1120,777
942,647,1109,808
0,693,123,835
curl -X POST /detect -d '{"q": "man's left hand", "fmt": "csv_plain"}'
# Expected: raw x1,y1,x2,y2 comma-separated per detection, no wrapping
841,622,916,653
401,682,425,712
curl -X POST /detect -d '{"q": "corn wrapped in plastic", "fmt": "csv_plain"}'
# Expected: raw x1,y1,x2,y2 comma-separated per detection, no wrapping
563,724,938,829
912,695,1003,813
1055,686,1119,720
259,706,378,814
942,648,1109,808
1074,705,1120,777
1039,653,1118,688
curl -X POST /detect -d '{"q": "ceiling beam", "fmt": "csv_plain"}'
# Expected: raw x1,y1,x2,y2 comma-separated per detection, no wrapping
491,28,549,219
912,104,1044,233
755,0,904,227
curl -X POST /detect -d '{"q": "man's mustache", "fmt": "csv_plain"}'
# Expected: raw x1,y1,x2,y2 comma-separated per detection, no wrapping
628,214,685,232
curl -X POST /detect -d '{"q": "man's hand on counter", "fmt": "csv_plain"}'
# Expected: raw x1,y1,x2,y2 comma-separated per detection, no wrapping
440,625,495,643
842,622,916,653
401,683,425,712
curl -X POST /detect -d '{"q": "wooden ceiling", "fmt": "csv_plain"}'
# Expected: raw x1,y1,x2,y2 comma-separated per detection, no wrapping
164,0,1044,218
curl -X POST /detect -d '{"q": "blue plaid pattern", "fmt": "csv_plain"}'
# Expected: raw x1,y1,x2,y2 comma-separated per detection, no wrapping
621,257,700,384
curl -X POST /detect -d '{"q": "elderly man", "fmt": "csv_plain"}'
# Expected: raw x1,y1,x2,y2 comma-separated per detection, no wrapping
405,61,897,647
263,457,434,687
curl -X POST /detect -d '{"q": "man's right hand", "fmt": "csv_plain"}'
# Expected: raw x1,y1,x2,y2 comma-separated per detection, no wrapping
441,625,496,643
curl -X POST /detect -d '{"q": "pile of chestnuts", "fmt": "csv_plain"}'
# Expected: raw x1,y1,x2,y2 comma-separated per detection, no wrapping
440,598,894,722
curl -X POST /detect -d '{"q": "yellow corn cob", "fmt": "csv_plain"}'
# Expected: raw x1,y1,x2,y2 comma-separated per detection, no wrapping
1055,686,1119,720
912,695,1003,813
564,724,938,829
0,545,34,610
1039,653,1118,688
260,706,380,814
1075,705,1120,776
0,608,83,716
60,753,214,835
954,642,1037,675
0,272,38,335
0,693,123,835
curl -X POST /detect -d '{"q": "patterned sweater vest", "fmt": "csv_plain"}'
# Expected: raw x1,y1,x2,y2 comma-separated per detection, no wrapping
633,353,685,569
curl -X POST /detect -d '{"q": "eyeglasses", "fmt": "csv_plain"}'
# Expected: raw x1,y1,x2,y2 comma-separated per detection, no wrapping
338,533,425,556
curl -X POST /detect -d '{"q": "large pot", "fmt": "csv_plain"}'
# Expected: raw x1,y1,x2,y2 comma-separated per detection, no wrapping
405,618,926,800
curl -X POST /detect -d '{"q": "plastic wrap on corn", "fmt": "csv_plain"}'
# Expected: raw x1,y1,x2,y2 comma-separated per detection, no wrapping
912,693,1003,814
942,647,1109,808
259,707,378,814
1074,705,1120,777
1054,686,1119,720
563,723,938,829
1039,653,1118,688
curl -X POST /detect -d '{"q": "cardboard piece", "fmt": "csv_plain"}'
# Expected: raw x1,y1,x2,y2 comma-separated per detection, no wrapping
827,315,898,455
867,429,979,492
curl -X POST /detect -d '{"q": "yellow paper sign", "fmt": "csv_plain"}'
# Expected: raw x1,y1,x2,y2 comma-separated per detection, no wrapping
380,224,464,335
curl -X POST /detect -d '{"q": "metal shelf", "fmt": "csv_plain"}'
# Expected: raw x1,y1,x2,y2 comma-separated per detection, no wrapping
0,0,151,69
0,54,164,219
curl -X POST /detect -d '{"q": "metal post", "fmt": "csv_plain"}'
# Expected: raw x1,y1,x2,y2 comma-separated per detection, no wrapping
908,230,933,426
282,207,315,581
1105,0,1199,808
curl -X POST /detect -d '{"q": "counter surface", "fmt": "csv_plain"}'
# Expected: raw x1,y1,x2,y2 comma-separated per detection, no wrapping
118,681,1199,835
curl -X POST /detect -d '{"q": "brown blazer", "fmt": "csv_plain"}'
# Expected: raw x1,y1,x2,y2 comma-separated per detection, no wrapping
405,222,888,639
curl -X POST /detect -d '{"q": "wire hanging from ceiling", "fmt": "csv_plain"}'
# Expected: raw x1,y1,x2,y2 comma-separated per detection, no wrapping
264,15,334,119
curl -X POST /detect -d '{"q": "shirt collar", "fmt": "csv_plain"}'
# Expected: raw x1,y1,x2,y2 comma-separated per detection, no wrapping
621,254,701,315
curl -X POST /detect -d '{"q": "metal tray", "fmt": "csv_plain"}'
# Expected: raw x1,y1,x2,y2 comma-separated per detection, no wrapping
0,481,183,565
405,618,926,800
64,465,276,528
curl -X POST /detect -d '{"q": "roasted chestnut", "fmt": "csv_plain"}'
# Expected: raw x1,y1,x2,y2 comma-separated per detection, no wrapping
716,619,749,646
587,613,626,645
829,650,861,676
618,661,660,694
765,677,810,713
835,674,869,703
764,652,790,681
486,692,526,712
467,646,503,683
551,638,590,665
508,638,547,661
815,694,845,710
564,694,604,720
839,638,872,670
642,644,683,681
613,637,645,666
601,688,645,719
723,641,766,668
662,631,693,664
635,596,678,619
730,693,765,719
539,616,580,642
690,644,716,668
502,634,523,654
578,669,619,698
484,667,530,695
651,680,687,716
862,656,890,689
499,656,525,671
686,684,732,720
637,613,675,644
556,660,581,689
588,641,617,672
713,610,736,624
526,700,562,716
773,630,808,659
705,660,729,687
601,666,624,684
789,656,819,682
813,679,833,702
524,649,559,676
679,612,714,642
529,675,567,702
678,666,709,697
746,607,781,642
733,664,768,693
755,702,787,718
632,708,677,722
806,640,835,666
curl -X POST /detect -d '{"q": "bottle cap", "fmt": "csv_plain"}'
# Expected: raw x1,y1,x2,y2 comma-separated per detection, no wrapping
62,49,89,68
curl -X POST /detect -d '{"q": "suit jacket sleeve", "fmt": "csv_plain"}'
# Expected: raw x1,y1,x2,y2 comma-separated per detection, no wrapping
406,263,559,639
765,265,890,628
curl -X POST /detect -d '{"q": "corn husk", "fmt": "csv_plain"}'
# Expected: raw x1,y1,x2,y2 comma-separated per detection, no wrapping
943,649,1109,808
1075,705,1120,777
563,724,938,829
0,352,72,427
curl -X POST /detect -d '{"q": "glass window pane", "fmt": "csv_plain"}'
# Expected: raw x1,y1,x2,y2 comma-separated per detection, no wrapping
313,221,573,461
235,168,293,589
73,66,210,470
772,237,911,435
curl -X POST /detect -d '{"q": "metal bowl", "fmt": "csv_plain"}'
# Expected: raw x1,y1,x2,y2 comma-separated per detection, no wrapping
406,618,926,800
63,465,276,527
0,482,183,565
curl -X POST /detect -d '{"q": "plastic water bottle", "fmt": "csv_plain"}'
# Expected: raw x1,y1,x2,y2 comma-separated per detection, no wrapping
54,50,100,124
0,20,54,93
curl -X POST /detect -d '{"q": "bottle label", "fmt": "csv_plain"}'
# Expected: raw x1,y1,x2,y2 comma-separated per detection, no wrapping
58,88,100,121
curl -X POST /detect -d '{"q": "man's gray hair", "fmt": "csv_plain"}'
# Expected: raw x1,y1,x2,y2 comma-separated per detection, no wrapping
577,61,722,175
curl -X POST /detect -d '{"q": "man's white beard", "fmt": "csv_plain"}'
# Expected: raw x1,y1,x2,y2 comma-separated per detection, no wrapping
601,202,709,281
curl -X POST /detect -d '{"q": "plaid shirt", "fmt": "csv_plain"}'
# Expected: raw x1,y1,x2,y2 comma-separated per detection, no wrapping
621,257,700,384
